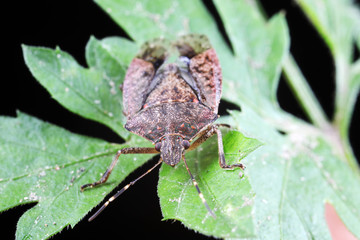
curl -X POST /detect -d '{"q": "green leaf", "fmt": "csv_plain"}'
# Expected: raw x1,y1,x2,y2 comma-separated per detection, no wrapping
0,112,154,239
2,0,359,239
295,0,360,171
229,110,360,239
215,0,291,122
296,0,357,59
158,130,262,238
295,0,360,128
212,0,360,238
22,36,137,139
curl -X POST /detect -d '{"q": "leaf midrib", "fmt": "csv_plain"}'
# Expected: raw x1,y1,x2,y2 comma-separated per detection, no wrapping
0,136,117,183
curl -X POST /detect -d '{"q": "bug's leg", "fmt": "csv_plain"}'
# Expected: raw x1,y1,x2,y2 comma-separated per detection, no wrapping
80,147,158,191
88,158,163,221
214,126,245,170
188,124,245,170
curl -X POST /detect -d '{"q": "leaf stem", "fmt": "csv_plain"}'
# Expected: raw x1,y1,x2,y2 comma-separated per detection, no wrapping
282,54,330,130
333,55,360,174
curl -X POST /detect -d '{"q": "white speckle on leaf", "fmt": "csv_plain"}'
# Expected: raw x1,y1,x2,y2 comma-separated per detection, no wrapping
108,81,117,95
39,171,46,177
134,2,142,12
94,99,101,104
181,18,190,34
280,146,296,160
248,57,264,69
110,88,117,95
56,54,61,59
313,155,324,168
262,199,268,204
169,198,180,203
242,195,254,207
327,177,337,189
108,112,114,117
300,176,306,181
65,87,69,92
106,7,112,13
224,203,236,215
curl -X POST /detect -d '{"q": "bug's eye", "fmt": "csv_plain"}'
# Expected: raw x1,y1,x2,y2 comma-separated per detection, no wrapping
182,140,190,149
155,142,162,151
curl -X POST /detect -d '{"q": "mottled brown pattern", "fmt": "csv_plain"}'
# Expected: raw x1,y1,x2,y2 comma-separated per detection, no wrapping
189,48,222,112
123,58,155,116
125,102,217,143
122,35,223,166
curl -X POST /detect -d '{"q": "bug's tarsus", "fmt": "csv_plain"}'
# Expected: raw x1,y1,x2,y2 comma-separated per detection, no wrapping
88,158,163,221
188,124,245,170
182,154,216,218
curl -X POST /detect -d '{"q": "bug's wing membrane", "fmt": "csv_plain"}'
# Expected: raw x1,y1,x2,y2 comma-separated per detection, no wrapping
176,35,222,114
189,48,222,113
123,39,169,117
123,58,155,116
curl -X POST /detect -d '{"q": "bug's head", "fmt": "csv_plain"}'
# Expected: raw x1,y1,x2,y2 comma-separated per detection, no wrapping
155,134,190,167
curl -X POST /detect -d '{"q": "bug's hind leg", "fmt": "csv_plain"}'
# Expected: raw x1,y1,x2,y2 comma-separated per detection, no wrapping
81,147,159,191
188,124,245,170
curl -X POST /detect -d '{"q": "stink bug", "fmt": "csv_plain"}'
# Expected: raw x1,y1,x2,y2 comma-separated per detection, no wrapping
81,34,244,220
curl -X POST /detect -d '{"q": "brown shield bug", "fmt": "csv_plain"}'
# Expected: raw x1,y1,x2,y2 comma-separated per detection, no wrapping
81,34,244,220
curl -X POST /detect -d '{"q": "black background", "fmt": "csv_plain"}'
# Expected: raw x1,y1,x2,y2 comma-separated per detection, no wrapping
1,1,359,239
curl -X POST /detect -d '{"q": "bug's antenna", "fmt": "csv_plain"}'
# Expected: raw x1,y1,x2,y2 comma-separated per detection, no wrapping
182,155,216,218
88,158,163,222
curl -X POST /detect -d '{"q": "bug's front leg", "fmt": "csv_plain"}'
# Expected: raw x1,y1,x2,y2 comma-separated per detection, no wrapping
188,124,245,170
80,147,158,191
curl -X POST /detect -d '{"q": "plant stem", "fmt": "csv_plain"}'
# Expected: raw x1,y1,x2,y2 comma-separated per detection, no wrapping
284,54,359,174
282,54,330,130
333,55,360,174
